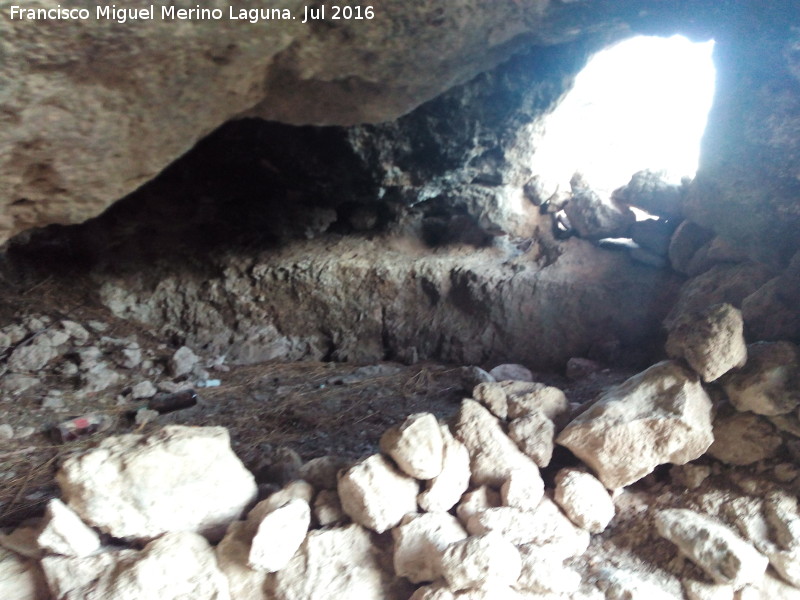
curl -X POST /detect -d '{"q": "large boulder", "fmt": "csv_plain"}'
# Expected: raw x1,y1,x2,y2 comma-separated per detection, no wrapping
556,361,714,488
56,426,257,542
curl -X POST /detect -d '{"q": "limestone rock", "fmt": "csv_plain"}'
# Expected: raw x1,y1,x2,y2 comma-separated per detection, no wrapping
472,382,509,420
247,481,315,524
767,548,800,588
516,545,581,594
392,512,467,583
655,508,768,588
565,172,635,239
380,412,444,480
665,303,747,382
7,337,58,373
504,382,569,421
612,169,685,219
171,345,200,377
553,468,615,533
456,486,502,527
722,342,800,416
664,262,775,330
708,412,783,466
488,364,533,382
0,548,46,600
56,425,257,541
298,455,350,490
36,499,100,558
630,218,676,256
269,523,398,600
215,521,269,600
313,489,347,527
439,532,521,592
467,497,590,557
556,360,714,488
418,425,471,513
684,579,735,600
499,467,545,511
668,221,716,273
454,399,543,488
249,498,310,573
595,567,680,600
131,380,157,399
337,453,418,533
42,532,229,600
507,412,555,467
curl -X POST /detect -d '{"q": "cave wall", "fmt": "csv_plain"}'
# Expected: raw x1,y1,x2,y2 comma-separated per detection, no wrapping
687,2,800,265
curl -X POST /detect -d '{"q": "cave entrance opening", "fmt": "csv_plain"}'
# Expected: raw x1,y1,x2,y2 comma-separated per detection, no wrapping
531,34,716,209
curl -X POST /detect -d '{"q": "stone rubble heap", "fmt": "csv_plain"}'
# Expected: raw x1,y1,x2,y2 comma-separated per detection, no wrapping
1,304,799,600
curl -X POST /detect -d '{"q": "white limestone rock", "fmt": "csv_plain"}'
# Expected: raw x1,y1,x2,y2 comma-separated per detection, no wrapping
42,532,230,600
507,412,555,467
298,455,350,490
268,523,398,600
0,548,45,600
418,425,471,513
684,579,735,600
767,548,800,588
723,342,800,416
313,489,347,527
665,303,747,382
454,399,543,488
392,512,467,583
565,172,635,239
409,583,457,600
380,412,444,480
708,412,783,466
505,382,568,421
131,380,157,399
516,545,581,594
456,486,501,527
56,425,257,542
488,364,533,382
249,498,310,573
215,521,269,600
36,499,100,558
247,481,315,524
556,361,714,489
655,508,768,588
595,567,679,600
7,335,58,373
499,467,544,511
171,345,200,377
337,453,418,533
472,382,510,419
439,532,521,592
764,491,800,549
467,497,590,558
553,468,615,533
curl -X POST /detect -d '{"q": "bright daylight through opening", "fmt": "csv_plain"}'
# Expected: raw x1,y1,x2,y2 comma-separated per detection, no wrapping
531,35,716,200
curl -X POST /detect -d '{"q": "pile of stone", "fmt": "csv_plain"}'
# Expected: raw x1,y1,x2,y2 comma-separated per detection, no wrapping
1,301,799,599
0,313,217,438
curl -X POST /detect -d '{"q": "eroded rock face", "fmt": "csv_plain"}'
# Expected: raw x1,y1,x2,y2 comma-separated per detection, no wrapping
556,361,714,489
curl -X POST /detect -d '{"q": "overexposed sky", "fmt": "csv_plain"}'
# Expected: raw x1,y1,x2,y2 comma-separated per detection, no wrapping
531,35,716,198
